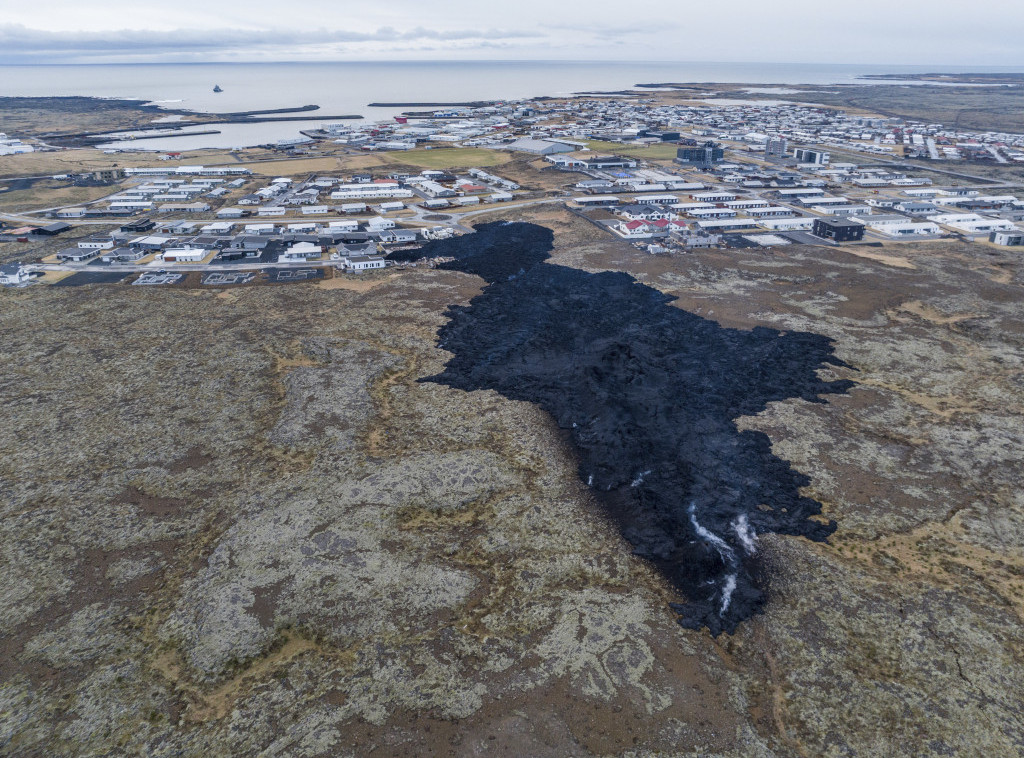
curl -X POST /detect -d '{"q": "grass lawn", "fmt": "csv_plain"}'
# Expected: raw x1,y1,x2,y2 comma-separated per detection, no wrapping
585,140,680,161
394,148,511,170
243,158,347,176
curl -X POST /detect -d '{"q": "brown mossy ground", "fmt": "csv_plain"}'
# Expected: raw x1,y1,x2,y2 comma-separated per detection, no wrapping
1,208,1023,756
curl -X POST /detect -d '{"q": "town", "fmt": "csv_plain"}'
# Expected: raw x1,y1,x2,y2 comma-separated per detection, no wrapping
3,92,1024,288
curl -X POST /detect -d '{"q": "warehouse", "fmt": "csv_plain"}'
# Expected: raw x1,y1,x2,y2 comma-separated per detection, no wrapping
635,195,679,206
692,191,737,203
746,206,797,218
689,208,738,220
330,186,414,200
798,195,849,207
695,218,760,231
417,180,456,198
759,217,814,231
776,188,825,198
574,195,620,206
812,204,872,216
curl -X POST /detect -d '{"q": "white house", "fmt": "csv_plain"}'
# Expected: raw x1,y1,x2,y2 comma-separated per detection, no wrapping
162,247,208,262
278,241,322,262
366,216,396,231
199,222,234,234
869,222,941,237
618,205,675,221
991,230,1024,246
346,255,387,271
109,201,153,212
928,214,1015,234
77,237,115,250
616,220,653,238
0,264,31,285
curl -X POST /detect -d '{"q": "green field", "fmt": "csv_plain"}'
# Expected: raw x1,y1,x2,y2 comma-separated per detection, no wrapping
395,147,512,169
585,140,680,160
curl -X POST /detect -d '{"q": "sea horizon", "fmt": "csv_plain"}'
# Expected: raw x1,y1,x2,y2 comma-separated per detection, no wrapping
5,60,1022,151
6,58,1024,67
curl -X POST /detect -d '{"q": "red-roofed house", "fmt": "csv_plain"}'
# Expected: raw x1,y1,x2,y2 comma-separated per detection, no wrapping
617,219,653,237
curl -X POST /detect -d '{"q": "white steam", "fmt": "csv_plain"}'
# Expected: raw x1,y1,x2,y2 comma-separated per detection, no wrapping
720,573,737,615
732,514,758,555
631,470,652,488
688,502,735,563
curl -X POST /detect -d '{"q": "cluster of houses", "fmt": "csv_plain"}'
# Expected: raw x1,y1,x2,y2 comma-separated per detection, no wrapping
7,88,1024,290
76,166,519,220
311,91,1024,169
321,106,519,151
470,95,1024,164
570,175,1024,246
46,214,456,271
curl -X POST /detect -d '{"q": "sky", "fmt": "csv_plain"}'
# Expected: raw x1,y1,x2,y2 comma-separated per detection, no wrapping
1,0,1022,66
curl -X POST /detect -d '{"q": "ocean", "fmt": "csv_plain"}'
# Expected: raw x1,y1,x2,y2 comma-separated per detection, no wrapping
3,61,1021,151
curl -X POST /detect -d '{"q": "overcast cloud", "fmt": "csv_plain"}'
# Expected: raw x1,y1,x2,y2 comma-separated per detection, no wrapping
1,0,1022,65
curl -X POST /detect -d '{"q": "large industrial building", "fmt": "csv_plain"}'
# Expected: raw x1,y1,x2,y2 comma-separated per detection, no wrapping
794,148,830,165
765,137,788,158
675,142,724,168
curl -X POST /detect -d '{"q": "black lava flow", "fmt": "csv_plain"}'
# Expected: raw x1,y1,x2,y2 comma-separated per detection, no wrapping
390,222,854,635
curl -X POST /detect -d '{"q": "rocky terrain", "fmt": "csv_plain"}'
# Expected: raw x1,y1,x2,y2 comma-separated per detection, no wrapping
2,207,1023,756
